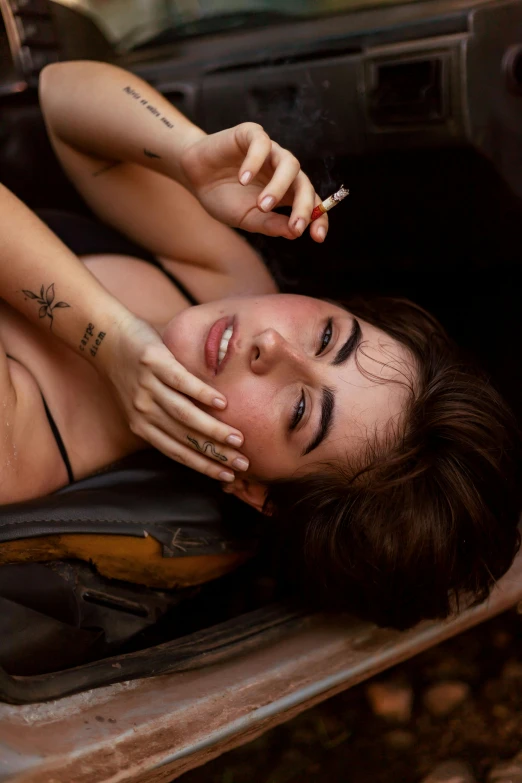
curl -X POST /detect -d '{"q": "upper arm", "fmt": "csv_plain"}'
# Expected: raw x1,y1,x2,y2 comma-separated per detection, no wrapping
44,129,277,303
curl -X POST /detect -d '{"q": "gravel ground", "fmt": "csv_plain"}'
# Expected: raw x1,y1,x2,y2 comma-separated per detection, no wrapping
179,608,522,783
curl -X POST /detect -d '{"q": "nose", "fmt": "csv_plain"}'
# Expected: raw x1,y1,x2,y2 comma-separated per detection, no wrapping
250,328,312,379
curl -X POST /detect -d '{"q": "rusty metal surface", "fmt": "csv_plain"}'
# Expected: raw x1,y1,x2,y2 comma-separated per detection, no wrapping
0,551,521,783
0,604,307,703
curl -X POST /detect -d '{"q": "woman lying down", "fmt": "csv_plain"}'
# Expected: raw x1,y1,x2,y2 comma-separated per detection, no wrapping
0,61,518,630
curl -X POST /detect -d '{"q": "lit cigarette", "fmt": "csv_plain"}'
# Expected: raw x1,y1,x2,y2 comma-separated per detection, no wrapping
310,184,350,221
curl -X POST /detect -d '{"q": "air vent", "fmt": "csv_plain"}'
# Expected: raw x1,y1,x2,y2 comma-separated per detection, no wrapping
368,56,446,126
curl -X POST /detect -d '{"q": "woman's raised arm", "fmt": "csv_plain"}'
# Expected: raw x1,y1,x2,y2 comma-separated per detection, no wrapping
39,60,329,243
39,60,204,189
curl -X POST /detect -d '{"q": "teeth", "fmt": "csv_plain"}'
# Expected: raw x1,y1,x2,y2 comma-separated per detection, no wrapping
218,325,233,365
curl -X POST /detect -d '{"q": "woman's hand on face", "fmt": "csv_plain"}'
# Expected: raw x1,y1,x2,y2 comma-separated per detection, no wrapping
100,315,248,481
180,122,329,243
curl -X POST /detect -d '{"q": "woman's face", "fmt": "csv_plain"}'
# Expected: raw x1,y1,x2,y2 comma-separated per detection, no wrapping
162,295,414,481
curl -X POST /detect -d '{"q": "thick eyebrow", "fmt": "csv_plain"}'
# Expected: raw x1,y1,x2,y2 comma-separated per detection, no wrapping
332,317,362,366
302,386,335,457
301,319,362,456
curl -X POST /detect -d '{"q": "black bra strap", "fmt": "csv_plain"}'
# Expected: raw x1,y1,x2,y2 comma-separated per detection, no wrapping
39,393,75,484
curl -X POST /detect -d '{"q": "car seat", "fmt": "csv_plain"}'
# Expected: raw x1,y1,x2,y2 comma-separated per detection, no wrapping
0,449,260,677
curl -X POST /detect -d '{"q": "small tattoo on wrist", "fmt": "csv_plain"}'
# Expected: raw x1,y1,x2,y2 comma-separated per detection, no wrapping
187,436,227,462
79,322,106,357
22,284,70,329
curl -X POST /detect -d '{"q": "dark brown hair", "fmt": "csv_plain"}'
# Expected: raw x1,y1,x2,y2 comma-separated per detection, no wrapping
266,297,522,629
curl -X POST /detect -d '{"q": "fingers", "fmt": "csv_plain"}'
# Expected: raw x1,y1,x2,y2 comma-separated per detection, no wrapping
287,171,315,235
241,209,296,239
282,172,329,242
130,399,249,479
236,124,272,186
139,423,238,482
130,379,250,479
141,344,227,411
308,193,329,244
256,142,300,214
235,123,329,242
141,374,245,448
253,142,329,242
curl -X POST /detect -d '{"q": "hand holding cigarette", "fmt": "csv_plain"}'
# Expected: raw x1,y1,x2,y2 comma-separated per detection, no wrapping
181,122,335,243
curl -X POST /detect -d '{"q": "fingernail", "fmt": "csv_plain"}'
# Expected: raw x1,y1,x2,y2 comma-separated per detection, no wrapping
240,171,252,185
260,196,274,211
219,471,235,482
317,226,326,241
294,218,305,235
226,434,243,447
232,457,249,471
213,398,226,409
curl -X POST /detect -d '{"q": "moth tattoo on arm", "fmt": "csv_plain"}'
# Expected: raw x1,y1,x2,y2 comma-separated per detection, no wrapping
187,436,227,462
22,284,70,329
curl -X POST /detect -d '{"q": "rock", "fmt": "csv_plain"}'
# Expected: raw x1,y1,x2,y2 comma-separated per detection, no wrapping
501,658,522,679
383,729,415,750
420,760,476,783
492,630,512,649
492,703,510,720
488,751,522,783
423,681,471,717
365,680,413,723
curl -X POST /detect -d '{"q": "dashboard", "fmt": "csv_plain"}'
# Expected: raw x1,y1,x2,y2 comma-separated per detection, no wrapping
1,0,522,196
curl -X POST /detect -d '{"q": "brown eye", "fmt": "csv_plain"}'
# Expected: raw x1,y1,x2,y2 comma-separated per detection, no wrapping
290,390,305,431
316,318,333,355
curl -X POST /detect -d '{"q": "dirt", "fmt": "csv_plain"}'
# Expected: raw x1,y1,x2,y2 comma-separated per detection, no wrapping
178,608,522,783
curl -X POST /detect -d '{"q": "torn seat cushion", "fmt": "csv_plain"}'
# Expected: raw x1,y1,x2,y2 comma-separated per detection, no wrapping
0,449,260,588
0,450,261,674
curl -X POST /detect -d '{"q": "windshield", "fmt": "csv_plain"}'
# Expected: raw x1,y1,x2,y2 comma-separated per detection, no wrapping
53,0,424,52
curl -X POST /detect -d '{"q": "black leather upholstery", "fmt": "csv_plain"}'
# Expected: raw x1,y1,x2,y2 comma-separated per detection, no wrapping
0,449,261,675
0,449,259,556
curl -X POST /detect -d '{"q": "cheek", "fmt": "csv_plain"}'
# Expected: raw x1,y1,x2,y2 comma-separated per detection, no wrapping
162,312,193,365
211,380,280,466
162,306,212,378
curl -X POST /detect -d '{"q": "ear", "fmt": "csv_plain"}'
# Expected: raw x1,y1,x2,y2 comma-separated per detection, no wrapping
222,477,269,514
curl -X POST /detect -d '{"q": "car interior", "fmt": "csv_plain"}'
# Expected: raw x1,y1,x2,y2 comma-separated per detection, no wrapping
0,0,522,709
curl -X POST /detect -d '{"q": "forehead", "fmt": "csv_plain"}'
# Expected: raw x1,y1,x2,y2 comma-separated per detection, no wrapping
303,318,415,468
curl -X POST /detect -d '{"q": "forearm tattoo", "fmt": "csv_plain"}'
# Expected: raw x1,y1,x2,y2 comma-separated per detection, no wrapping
79,322,106,357
187,436,227,462
22,284,70,329
122,85,174,130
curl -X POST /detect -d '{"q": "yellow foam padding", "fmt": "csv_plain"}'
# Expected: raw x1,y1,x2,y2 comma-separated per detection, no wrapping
0,533,251,589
